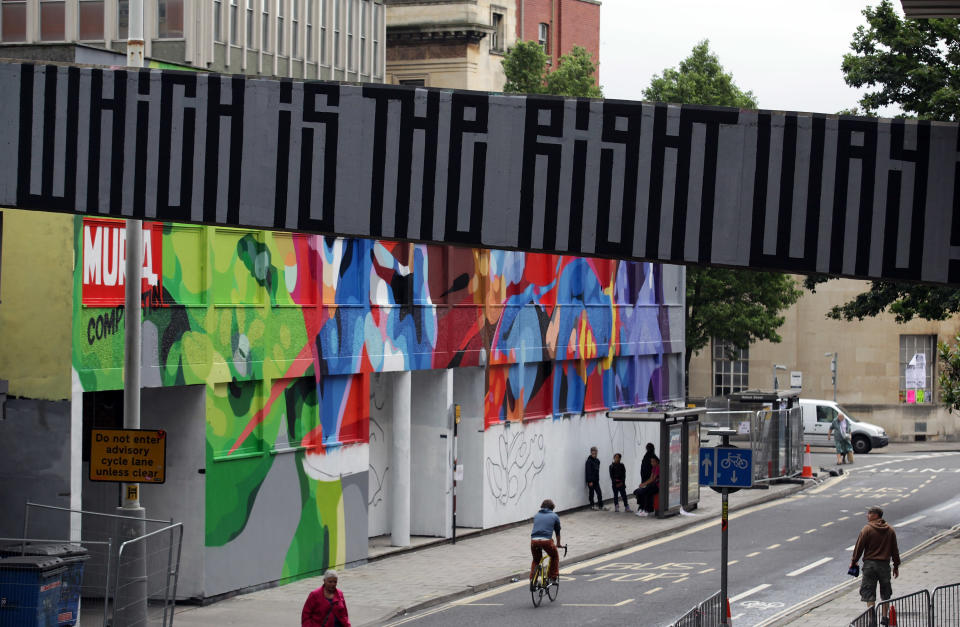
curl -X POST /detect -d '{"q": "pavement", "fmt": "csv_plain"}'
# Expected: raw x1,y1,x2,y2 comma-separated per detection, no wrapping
163,441,960,627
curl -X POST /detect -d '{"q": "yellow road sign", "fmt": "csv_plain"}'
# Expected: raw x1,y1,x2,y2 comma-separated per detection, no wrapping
90,428,166,483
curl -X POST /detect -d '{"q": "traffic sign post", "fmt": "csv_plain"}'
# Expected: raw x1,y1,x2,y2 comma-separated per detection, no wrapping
704,428,754,626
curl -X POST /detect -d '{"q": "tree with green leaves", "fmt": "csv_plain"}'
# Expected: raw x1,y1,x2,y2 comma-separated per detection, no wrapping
803,2,960,323
644,41,803,391
501,41,602,98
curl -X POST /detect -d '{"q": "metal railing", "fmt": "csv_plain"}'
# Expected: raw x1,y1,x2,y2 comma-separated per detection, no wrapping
673,590,723,627
849,589,933,626
932,583,960,626
112,522,183,627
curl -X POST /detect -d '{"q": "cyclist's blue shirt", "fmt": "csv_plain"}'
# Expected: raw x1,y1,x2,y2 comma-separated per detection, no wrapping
531,508,561,540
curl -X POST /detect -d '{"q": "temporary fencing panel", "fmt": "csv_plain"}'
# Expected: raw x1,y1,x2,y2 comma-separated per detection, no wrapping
672,590,722,627
932,583,960,626
849,607,874,627
881,590,932,627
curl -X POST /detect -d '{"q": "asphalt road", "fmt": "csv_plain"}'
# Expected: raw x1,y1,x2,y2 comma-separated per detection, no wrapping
385,449,960,627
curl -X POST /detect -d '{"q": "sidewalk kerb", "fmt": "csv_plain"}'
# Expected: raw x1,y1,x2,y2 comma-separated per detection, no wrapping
371,481,811,626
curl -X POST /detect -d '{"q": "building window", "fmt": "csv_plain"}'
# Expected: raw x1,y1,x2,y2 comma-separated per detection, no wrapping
246,0,254,46
399,79,424,86
372,1,380,76
901,334,936,404
490,11,504,53
214,0,223,42
333,0,341,68
78,0,105,40
261,0,270,51
117,0,128,39
230,0,238,44
537,22,548,53
713,339,748,397
277,0,284,54
1,0,27,42
291,0,299,57
306,0,313,60
319,0,327,64
346,0,354,70
40,0,66,41
359,0,367,73
158,0,183,38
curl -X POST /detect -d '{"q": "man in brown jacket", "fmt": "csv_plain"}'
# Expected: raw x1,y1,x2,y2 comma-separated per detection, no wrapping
851,506,900,621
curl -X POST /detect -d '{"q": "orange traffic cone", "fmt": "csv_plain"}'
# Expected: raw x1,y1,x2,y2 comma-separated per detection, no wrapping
888,604,897,626
802,444,814,478
726,597,734,625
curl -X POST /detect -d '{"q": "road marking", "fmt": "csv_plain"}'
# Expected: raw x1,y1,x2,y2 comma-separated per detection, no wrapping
644,587,661,595
804,529,816,534
881,502,889,506
896,515,926,527
786,557,834,577
698,568,715,574
838,516,849,521
845,545,855,551
565,600,636,607
732,613,744,620
747,551,761,557
821,521,834,527
936,502,959,512
457,603,502,606
786,536,799,542
766,544,781,549
728,560,739,565
616,598,636,605
730,584,770,602
911,489,919,493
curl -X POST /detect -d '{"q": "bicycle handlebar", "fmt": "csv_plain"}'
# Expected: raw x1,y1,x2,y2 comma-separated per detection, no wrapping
560,544,568,557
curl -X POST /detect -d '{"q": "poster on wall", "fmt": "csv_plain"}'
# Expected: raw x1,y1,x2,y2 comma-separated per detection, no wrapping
82,218,163,305
905,354,926,390
668,424,682,508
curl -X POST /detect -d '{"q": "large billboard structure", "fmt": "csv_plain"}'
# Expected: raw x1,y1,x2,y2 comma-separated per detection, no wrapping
2,61,958,285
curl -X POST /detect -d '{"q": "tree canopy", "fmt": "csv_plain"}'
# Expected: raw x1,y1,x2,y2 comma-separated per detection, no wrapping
806,2,960,324
501,41,602,97
645,41,803,390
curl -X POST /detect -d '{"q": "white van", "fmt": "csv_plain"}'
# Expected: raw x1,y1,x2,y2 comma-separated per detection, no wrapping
799,399,889,454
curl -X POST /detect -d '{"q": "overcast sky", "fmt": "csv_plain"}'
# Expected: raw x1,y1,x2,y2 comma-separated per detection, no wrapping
599,0,903,116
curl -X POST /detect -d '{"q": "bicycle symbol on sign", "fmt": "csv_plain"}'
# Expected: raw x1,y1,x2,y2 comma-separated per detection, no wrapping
720,453,749,470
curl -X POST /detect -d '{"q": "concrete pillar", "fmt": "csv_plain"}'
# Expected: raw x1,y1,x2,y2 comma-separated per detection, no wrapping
391,371,411,547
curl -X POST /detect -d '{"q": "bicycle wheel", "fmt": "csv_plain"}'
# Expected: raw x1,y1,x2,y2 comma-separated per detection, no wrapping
546,575,559,602
530,566,543,607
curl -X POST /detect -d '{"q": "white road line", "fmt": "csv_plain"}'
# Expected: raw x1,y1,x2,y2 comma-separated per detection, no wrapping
786,536,800,542
821,521,834,527
838,516,849,521
730,584,770,602
845,545,855,551
728,560,739,565
644,587,661,595
698,568,715,574
616,598,636,605
786,557,834,577
936,502,960,512
747,551,761,557
457,603,502,606
896,515,926,527
804,529,816,534
767,543,781,549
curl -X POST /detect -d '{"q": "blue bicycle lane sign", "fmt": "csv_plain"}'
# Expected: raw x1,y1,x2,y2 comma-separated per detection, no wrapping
699,447,753,488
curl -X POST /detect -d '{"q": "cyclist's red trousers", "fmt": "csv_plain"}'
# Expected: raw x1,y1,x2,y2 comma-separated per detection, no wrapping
530,539,560,579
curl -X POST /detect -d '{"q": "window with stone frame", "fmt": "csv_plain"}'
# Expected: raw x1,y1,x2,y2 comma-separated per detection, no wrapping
713,339,748,397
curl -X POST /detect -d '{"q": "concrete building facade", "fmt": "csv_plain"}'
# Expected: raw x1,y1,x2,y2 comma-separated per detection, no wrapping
0,0,386,81
688,278,960,442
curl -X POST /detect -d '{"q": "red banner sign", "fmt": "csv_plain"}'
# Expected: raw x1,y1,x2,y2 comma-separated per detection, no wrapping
82,218,163,305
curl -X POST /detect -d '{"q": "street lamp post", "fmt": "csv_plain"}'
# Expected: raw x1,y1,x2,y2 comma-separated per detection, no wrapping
825,353,838,401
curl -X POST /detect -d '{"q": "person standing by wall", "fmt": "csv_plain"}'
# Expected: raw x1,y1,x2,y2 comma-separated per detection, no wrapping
640,442,657,483
585,446,605,510
850,506,900,623
829,412,855,465
609,453,631,512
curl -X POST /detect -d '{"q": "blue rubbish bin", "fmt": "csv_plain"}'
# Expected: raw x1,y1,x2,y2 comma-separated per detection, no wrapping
0,544,88,626
0,555,66,627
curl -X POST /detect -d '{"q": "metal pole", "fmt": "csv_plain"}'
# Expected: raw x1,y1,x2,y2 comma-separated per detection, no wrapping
721,487,729,625
452,404,459,544
115,3,147,625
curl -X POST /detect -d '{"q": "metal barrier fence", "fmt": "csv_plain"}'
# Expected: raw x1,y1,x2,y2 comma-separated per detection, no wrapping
11,502,183,627
849,590,933,626
673,590,722,627
932,583,960,626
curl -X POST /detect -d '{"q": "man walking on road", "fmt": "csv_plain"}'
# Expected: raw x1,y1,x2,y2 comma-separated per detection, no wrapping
851,506,900,623
585,447,604,510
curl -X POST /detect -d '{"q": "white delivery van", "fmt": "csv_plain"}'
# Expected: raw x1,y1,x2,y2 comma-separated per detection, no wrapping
799,399,888,454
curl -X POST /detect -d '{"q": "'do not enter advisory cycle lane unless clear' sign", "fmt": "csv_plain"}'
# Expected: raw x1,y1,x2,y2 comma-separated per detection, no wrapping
90,428,166,483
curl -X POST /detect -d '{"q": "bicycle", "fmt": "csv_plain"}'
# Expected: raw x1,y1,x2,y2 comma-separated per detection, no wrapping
530,543,568,607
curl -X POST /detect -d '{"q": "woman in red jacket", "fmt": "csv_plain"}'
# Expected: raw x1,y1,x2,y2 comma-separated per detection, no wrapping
302,569,351,627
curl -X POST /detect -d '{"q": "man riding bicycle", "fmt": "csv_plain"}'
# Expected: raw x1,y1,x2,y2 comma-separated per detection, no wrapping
530,499,562,584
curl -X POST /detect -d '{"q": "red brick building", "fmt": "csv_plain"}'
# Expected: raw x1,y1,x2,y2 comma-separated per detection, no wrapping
517,0,601,82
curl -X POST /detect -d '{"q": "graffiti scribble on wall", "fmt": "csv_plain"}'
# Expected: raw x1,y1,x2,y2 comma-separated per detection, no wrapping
485,432,546,506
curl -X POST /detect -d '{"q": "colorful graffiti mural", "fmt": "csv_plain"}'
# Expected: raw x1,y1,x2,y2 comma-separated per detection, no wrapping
72,217,672,585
